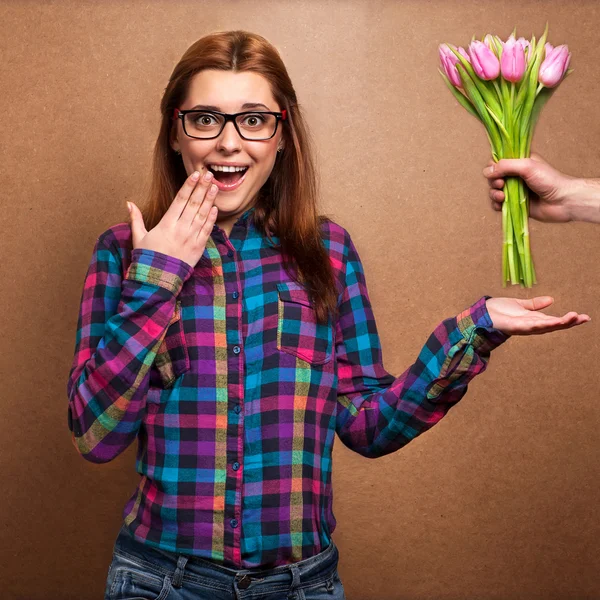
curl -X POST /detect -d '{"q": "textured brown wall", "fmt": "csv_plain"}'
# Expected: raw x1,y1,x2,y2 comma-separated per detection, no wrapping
1,1,598,599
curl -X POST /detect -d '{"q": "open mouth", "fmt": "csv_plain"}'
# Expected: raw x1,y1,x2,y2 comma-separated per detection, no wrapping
207,166,249,189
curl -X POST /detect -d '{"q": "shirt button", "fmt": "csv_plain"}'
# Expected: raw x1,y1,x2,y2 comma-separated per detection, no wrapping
232,291,239,299
234,405,241,414
232,462,240,470
233,345,241,354
227,250,234,258
230,519,238,528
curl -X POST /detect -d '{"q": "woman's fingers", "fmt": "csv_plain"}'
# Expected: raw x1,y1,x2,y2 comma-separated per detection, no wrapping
194,202,219,245
519,311,591,335
162,170,204,225
178,170,215,227
191,183,219,239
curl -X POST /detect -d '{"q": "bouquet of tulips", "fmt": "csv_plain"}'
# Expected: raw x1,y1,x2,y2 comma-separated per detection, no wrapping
438,23,572,287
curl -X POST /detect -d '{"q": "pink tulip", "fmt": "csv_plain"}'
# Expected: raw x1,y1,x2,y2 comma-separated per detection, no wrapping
539,44,571,87
439,43,462,87
484,34,496,53
500,34,526,82
517,37,531,62
458,46,471,63
468,40,500,80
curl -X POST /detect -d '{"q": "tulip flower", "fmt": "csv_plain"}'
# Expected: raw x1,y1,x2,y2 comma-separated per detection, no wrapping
468,40,500,80
438,43,461,87
517,37,531,62
517,37,530,52
500,34,526,83
484,34,496,52
458,46,471,63
439,23,574,288
539,44,571,87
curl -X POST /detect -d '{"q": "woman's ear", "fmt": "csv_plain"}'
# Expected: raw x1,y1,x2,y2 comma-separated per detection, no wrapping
169,126,180,154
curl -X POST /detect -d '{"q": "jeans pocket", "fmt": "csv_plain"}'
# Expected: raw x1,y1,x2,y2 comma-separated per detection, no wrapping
107,551,172,600
276,282,333,366
150,300,190,388
299,569,346,600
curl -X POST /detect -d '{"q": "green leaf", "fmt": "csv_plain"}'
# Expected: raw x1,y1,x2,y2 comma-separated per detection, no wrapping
529,85,557,133
519,25,549,141
447,46,504,118
455,63,502,153
438,69,482,121
485,104,512,149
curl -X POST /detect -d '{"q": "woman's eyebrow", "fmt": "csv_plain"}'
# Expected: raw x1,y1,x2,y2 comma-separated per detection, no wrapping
190,102,271,111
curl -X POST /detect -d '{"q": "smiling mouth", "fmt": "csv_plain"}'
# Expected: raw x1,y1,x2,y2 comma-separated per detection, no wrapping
207,167,250,191
207,167,249,186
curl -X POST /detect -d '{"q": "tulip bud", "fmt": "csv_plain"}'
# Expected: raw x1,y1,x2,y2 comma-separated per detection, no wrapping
517,37,531,59
458,46,471,63
544,43,554,58
539,44,571,87
439,43,462,87
500,34,526,83
468,40,500,80
484,34,495,51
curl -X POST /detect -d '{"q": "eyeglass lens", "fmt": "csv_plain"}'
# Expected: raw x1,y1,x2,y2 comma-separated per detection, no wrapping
184,112,277,140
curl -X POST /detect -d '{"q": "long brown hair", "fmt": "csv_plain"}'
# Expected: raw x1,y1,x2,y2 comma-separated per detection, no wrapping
140,30,339,325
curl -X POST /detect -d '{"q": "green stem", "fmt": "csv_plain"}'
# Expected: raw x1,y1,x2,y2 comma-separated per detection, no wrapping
502,197,508,287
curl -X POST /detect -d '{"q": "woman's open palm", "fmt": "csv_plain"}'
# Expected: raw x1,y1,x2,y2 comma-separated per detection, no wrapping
486,296,591,336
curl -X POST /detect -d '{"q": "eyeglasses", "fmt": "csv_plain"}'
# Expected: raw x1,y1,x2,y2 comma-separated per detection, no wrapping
172,108,287,141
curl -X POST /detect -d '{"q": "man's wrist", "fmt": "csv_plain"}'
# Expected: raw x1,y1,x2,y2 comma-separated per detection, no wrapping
564,177,600,224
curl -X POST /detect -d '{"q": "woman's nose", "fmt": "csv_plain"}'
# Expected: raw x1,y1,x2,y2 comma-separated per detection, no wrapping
216,121,243,152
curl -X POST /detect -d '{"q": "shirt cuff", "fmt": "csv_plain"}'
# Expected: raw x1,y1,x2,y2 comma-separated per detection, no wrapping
125,248,194,295
456,295,511,355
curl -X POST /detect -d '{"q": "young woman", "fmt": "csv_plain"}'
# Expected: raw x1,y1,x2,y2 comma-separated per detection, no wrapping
67,30,591,600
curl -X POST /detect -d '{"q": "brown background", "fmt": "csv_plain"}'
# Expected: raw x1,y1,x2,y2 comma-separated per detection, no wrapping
1,1,599,599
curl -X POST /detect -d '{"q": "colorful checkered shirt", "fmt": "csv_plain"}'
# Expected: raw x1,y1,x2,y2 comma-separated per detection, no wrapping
67,206,510,569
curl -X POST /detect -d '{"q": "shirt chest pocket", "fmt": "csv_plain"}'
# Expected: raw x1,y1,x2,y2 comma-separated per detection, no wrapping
276,282,333,366
151,300,191,388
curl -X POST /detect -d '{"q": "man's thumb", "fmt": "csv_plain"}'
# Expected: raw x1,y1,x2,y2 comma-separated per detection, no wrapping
127,201,147,248
485,158,530,178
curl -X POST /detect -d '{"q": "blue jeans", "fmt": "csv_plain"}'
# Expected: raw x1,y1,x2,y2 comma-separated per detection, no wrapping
104,524,346,600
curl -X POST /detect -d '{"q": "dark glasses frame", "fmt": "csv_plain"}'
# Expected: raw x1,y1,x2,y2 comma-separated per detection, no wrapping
172,108,288,140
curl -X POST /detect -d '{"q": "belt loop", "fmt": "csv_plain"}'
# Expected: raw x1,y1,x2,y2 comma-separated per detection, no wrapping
287,564,301,600
172,554,188,588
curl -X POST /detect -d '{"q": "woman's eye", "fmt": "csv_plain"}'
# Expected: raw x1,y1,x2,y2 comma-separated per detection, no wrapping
195,113,217,126
243,114,266,127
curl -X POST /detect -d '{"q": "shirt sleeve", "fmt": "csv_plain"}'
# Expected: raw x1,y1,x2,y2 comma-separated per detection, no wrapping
334,233,510,459
66,236,194,464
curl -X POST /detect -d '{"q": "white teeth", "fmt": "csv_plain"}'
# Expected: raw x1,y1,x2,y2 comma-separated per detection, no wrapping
209,165,248,172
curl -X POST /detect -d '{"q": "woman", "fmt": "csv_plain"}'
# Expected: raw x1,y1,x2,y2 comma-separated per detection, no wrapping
66,30,590,600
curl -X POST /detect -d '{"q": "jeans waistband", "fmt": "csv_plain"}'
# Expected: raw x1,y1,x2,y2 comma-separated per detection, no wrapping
113,523,339,594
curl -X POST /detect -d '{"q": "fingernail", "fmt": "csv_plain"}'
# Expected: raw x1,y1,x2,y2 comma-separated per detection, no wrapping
126,202,131,213
203,170,213,182
191,171,200,180
483,166,494,176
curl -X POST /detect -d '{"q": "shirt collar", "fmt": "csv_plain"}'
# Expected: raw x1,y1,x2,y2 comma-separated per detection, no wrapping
234,206,256,228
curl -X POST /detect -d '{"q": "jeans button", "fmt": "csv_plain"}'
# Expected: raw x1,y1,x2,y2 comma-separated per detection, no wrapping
237,575,252,589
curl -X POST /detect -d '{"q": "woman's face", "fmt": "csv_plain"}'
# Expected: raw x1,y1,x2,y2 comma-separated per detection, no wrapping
171,69,285,235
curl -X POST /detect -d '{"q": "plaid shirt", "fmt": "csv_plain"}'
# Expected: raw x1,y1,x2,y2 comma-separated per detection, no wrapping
67,206,510,569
